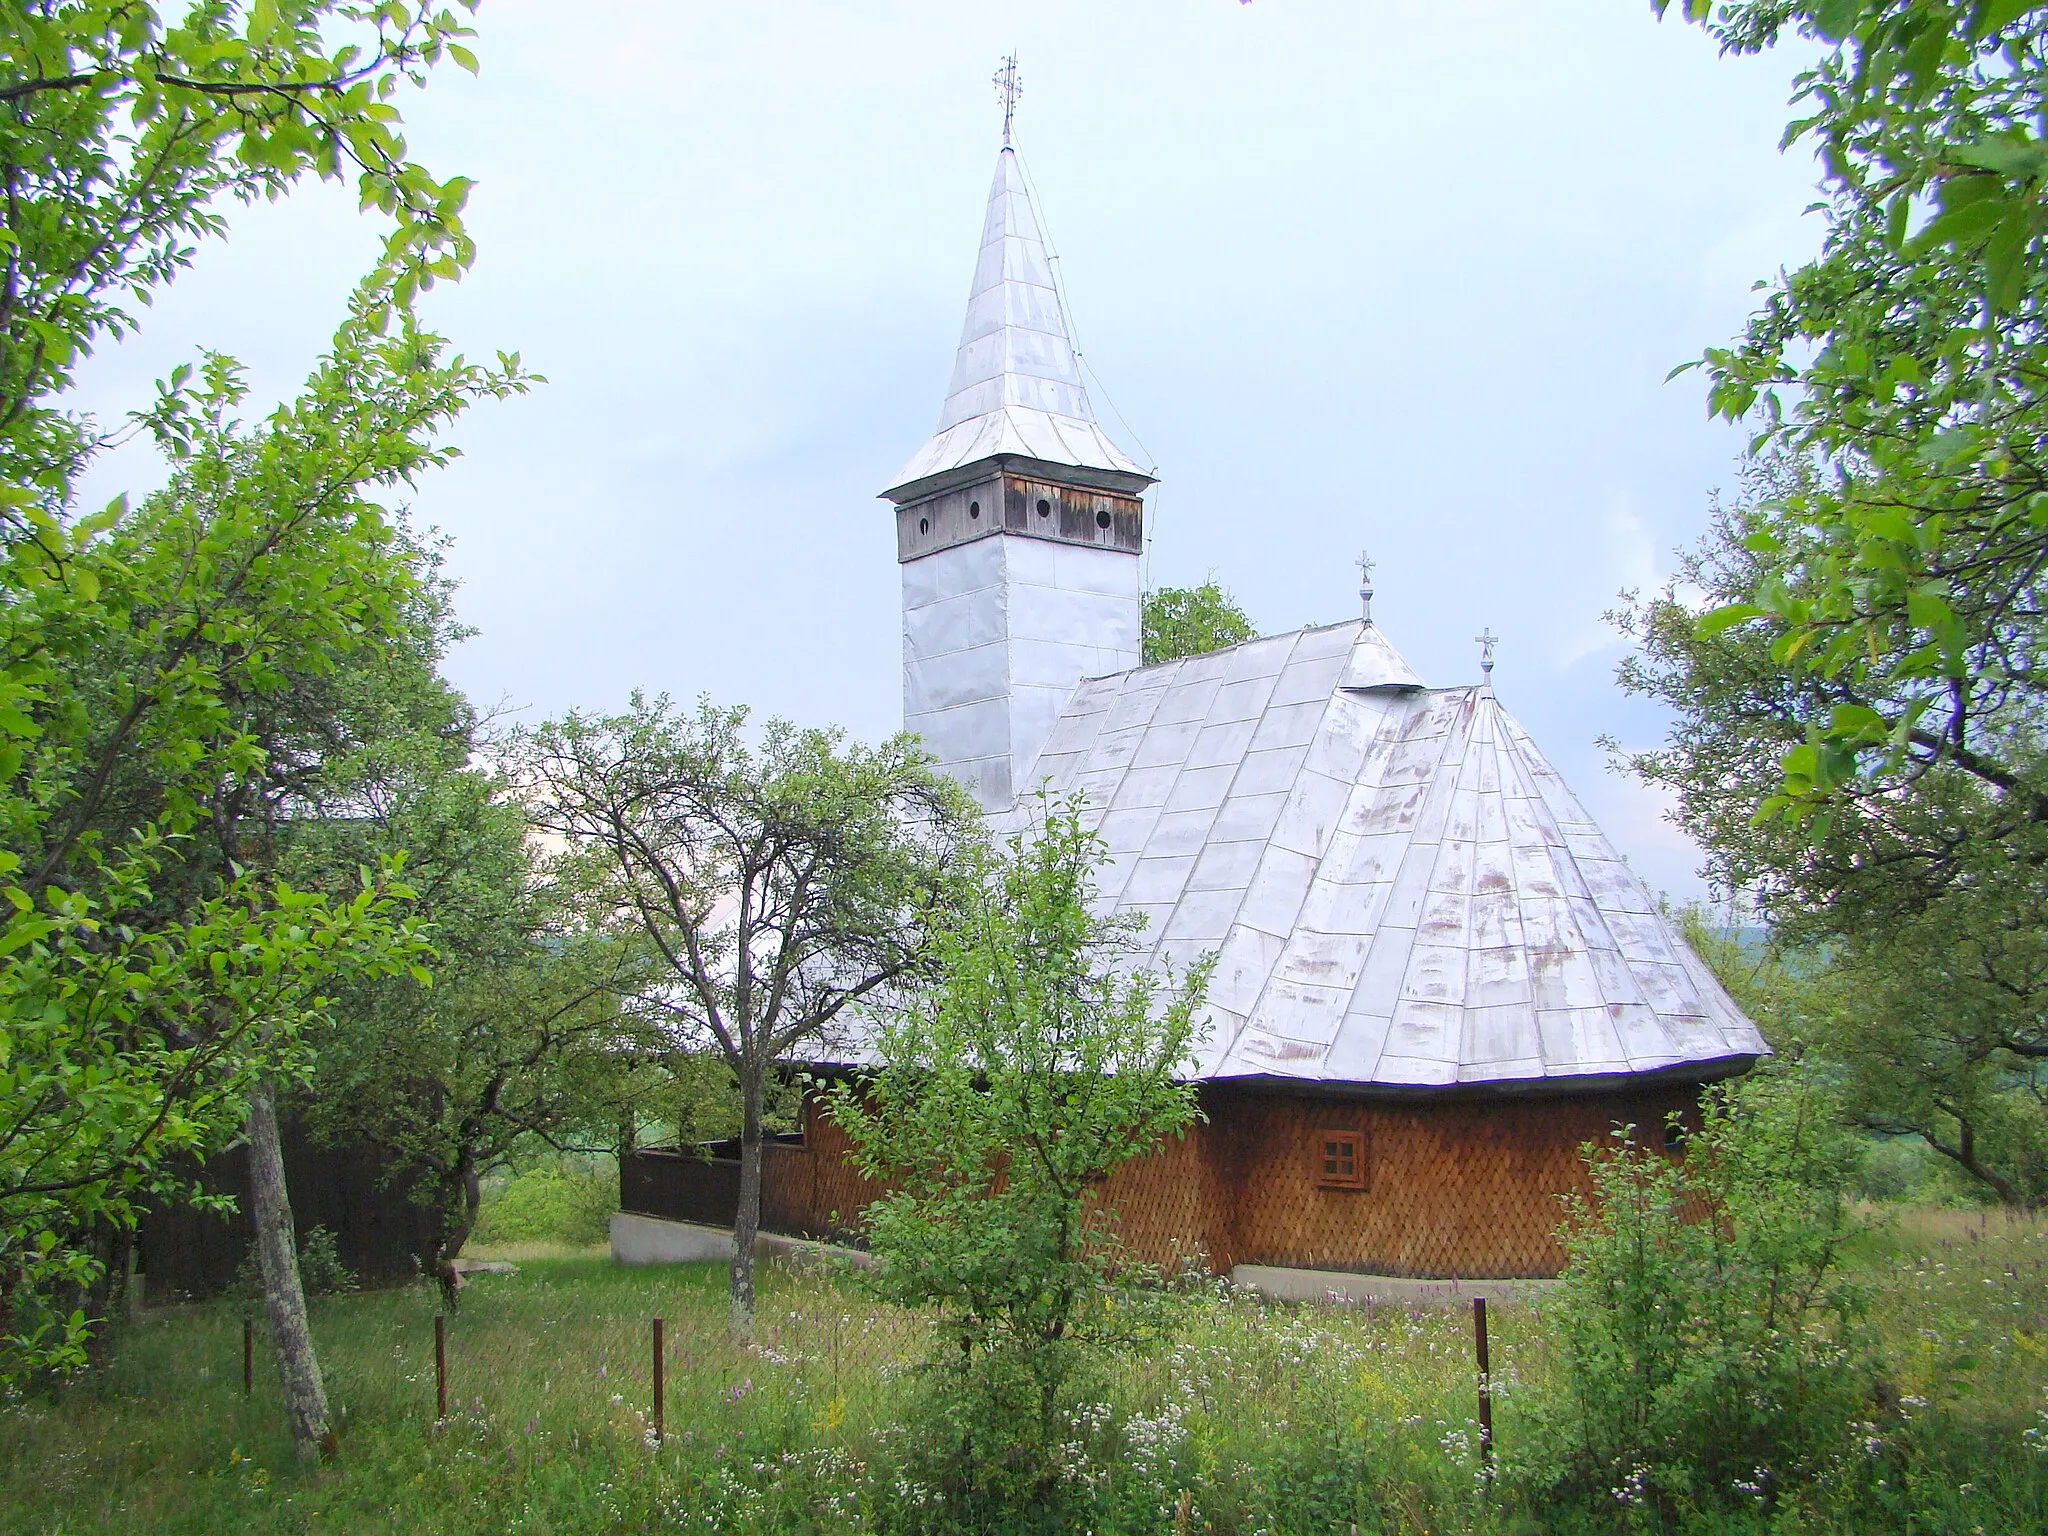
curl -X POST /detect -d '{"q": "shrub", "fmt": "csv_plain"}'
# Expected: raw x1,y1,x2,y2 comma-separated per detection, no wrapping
468,1161,616,1247
833,793,1211,1530
1507,1062,1881,1525
223,1225,358,1314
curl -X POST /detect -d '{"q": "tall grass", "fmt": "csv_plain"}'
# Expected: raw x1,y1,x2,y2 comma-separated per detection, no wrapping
1,1213,2043,1534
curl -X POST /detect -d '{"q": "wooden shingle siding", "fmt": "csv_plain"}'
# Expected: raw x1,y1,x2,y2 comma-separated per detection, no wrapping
723,1080,1704,1280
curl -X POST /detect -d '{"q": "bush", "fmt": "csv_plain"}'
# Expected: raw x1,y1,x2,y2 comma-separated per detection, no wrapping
1507,1063,1882,1526
223,1225,358,1314
468,1161,616,1247
830,794,1210,1530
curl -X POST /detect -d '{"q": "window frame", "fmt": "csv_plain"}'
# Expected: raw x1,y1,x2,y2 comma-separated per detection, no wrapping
1315,1128,1366,1191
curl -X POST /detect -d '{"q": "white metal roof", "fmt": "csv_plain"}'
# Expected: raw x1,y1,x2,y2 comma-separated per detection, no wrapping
1004,620,1766,1092
885,148,1148,498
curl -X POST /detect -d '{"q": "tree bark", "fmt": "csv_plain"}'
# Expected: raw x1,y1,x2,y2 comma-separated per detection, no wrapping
729,1064,763,1342
1926,1115,2034,1210
245,1082,334,1461
432,1153,481,1312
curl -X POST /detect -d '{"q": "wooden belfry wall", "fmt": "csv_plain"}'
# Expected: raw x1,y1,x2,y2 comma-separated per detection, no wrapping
731,1078,1704,1281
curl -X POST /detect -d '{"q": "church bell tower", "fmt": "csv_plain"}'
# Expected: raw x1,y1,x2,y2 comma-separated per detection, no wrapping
884,141,1153,811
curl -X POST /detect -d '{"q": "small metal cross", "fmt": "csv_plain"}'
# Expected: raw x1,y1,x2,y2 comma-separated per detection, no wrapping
1476,627,1499,678
1356,549,1375,621
994,53,1022,145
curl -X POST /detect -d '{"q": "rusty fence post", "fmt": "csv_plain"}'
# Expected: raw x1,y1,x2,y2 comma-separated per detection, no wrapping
242,1316,253,1399
434,1312,448,1422
653,1317,665,1444
1473,1296,1494,1473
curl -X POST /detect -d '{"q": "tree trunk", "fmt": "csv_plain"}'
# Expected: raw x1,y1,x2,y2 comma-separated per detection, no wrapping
729,1065,764,1342
433,1154,481,1312
245,1082,334,1461
1927,1116,2030,1210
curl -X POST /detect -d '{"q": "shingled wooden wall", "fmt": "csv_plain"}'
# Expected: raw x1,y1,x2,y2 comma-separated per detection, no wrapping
1105,1081,1703,1279
733,1078,1703,1280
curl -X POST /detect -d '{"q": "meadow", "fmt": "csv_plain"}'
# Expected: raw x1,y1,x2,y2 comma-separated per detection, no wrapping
0,1210,2042,1536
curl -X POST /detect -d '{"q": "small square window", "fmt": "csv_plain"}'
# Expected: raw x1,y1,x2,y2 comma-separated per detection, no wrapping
1316,1130,1364,1190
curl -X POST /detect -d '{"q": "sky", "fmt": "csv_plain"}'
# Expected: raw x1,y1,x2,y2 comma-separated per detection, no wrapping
72,0,1826,902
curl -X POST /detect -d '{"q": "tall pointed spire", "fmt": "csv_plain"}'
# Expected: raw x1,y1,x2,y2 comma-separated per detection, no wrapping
885,119,1151,814
886,149,1150,500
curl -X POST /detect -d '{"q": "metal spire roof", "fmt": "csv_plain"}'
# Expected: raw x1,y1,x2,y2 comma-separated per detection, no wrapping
1006,620,1767,1093
885,148,1149,500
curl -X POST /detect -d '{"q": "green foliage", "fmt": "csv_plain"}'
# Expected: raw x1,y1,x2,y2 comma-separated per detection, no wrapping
299,728,664,1282
1510,1064,1879,1524
469,1161,618,1248
1620,461,2048,1210
0,0,483,495
1654,2,2048,826
1850,1135,1988,1205
1811,901,2048,1209
1141,580,1256,664
830,792,1213,1527
0,1,523,1382
0,295,524,1380
1633,6,2048,1207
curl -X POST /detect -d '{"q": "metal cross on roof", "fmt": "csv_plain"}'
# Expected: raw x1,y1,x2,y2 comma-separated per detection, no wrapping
1356,549,1376,622
994,53,1022,146
1476,626,1499,678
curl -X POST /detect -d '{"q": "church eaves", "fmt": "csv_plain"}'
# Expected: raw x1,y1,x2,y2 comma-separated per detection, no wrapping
885,147,1149,502
1009,620,1767,1094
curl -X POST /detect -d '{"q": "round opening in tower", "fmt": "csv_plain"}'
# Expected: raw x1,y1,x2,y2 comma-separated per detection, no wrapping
1036,498,1050,517
918,517,929,535
1095,509,1112,529
969,501,980,519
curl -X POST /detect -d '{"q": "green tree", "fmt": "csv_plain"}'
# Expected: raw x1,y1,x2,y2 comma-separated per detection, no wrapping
1813,887,2048,1208
303,747,669,1304
1619,459,2048,1206
828,793,1212,1519
1142,578,1256,664
0,0,480,498
0,299,518,1405
1624,1,2048,1209
1660,1,2048,827
0,0,507,1437
515,697,976,1338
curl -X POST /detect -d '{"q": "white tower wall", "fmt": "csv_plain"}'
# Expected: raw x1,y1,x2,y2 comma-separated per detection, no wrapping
903,534,1140,811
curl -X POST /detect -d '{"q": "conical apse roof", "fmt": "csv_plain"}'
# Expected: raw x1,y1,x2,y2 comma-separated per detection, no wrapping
1013,620,1766,1091
886,147,1148,500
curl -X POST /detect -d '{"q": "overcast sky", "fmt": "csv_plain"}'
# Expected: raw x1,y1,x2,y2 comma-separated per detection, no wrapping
74,0,1824,901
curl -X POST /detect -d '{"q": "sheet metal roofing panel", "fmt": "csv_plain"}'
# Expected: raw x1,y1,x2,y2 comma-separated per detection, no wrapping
886,149,1146,494
1001,617,1767,1091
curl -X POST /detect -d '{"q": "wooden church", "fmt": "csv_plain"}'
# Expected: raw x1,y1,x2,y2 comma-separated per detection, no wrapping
618,141,1765,1286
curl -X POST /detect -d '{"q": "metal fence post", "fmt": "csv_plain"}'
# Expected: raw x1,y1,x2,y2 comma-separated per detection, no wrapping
1473,1296,1494,1472
434,1312,447,1422
653,1316,665,1444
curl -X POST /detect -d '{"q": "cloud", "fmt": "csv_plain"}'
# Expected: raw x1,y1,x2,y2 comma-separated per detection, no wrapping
1553,494,1662,670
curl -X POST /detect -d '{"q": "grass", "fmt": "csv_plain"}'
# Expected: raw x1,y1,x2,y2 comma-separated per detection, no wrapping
0,1211,2043,1534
